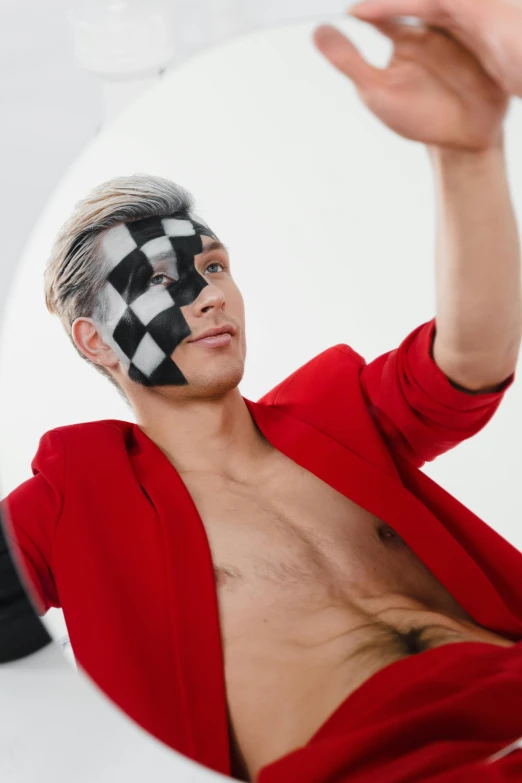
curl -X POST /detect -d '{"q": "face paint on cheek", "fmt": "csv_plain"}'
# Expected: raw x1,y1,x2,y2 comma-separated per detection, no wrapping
95,213,218,387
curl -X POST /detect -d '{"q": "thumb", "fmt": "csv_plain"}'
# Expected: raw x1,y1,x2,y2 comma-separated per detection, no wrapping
313,25,381,90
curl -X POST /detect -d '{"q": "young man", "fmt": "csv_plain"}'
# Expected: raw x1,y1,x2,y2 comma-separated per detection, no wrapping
3,14,522,783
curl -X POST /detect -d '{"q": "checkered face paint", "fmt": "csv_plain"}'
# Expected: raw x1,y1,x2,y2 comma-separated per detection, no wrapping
96,214,218,386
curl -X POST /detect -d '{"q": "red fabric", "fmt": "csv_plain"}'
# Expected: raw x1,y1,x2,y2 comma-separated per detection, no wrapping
2,318,521,780
257,641,522,783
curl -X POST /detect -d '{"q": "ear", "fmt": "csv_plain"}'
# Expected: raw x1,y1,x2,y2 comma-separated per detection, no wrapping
71,317,120,370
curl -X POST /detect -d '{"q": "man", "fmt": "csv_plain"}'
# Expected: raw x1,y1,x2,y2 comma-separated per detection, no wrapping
2,10,522,783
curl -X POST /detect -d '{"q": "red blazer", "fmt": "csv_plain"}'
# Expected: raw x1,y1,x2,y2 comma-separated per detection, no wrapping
3,319,522,778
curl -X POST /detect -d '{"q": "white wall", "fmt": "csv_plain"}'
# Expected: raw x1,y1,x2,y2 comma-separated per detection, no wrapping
0,0,102,314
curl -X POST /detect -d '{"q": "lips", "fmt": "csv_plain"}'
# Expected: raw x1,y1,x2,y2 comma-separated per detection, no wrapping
189,325,236,343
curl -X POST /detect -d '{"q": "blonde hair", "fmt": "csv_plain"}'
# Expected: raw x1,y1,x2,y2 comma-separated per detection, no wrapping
44,174,195,388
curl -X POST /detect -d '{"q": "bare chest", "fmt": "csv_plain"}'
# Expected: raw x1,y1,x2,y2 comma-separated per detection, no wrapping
180,451,463,620
178,453,511,780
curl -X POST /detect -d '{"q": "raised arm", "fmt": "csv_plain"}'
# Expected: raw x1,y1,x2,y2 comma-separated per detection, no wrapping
428,143,521,392
313,16,521,392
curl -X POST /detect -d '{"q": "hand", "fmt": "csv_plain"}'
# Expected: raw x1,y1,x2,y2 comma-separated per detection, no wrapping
347,0,522,97
313,18,509,151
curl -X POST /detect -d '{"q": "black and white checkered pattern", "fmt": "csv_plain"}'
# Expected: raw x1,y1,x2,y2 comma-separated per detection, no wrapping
99,213,217,386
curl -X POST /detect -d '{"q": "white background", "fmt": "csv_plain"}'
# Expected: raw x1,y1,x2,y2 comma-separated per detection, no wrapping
0,0,102,316
1,8,522,783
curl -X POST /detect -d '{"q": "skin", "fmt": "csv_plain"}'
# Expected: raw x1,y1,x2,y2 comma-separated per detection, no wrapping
73,233,246,394
72,235,265,478
347,0,522,98
315,14,509,150
313,16,522,389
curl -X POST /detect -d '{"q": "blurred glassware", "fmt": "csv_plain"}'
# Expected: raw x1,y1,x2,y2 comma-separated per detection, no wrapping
66,0,349,123
67,0,177,123
67,0,176,79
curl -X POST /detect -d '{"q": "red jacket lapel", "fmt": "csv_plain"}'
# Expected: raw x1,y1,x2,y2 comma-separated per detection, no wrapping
130,425,231,775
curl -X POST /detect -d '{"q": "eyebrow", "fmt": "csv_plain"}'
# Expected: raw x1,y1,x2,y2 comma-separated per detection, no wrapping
148,239,229,266
200,240,229,257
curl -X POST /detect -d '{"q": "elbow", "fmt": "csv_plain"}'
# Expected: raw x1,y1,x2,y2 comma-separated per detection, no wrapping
433,339,520,393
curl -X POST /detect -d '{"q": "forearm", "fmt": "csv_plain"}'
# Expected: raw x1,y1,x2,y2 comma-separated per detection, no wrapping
429,141,522,390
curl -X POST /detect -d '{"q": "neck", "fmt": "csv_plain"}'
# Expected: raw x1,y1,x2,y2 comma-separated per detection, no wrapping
133,386,271,478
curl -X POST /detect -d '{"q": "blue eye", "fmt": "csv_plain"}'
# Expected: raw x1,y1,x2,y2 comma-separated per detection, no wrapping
205,262,225,274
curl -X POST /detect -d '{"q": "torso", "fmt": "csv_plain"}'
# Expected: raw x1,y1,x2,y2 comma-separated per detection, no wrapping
178,444,514,782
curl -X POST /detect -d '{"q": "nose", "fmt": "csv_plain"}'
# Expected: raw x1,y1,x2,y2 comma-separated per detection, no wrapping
193,280,226,315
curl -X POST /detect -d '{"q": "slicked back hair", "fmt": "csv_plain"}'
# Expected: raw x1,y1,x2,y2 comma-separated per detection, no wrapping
44,174,198,392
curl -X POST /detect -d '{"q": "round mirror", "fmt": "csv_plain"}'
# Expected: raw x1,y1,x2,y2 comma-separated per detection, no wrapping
2,12,522,783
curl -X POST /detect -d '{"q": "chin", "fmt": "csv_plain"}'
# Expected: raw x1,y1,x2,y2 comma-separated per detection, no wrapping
187,360,245,398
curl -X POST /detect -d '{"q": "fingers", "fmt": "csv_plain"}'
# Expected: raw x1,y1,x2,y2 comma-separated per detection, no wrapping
349,0,437,22
314,25,382,90
361,18,425,40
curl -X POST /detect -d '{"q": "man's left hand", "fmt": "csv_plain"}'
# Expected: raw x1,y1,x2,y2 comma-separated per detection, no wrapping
313,19,509,151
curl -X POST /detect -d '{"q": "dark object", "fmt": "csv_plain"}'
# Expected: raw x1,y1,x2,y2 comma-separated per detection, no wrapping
0,512,51,663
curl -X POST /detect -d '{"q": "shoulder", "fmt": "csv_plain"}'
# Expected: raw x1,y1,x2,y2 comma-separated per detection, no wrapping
32,419,134,468
258,344,366,407
48,419,134,442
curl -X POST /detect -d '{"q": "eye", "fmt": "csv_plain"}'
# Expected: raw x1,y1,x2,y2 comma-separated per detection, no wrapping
204,261,226,275
149,273,174,287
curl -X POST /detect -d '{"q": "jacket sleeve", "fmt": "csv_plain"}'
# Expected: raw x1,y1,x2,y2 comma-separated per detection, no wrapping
1,430,65,615
359,319,516,468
